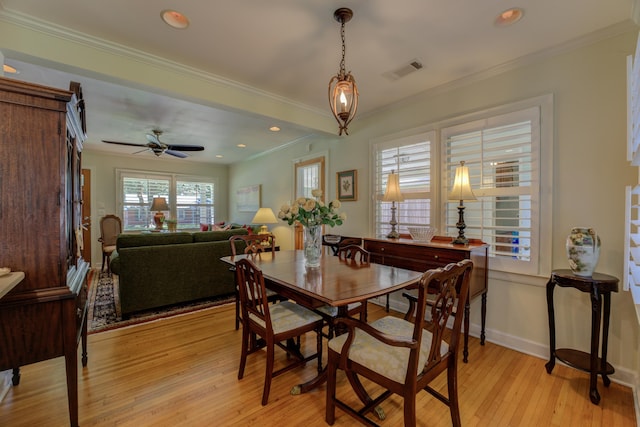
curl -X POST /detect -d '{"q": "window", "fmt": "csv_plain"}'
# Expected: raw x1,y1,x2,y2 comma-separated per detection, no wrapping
372,132,434,238
371,95,552,276
117,170,216,232
442,107,540,274
295,156,325,200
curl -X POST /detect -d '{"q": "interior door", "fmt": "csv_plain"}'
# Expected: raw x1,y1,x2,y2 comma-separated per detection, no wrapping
81,168,92,264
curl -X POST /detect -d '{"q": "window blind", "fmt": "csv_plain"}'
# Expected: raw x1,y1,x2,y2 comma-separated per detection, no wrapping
373,132,433,237
442,107,540,269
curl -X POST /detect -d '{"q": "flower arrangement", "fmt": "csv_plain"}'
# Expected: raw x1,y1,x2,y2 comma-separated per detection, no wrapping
278,189,346,227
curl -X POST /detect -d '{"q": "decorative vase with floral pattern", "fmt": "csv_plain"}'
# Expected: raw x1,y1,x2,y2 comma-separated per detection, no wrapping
303,225,323,268
566,227,600,277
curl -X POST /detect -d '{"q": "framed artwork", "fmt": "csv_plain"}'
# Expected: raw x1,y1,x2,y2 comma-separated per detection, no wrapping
236,184,261,212
337,170,357,201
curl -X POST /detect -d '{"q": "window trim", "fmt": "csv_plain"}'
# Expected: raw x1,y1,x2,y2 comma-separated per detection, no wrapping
116,169,218,232
369,94,553,278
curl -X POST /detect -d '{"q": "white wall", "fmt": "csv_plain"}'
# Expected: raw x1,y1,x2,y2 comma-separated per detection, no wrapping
230,31,640,382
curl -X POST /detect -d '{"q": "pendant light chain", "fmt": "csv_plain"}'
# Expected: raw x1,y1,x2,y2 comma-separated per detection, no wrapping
339,20,347,79
328,7,358,136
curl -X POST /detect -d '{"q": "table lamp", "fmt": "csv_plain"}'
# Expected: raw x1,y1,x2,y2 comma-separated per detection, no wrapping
150,196,169,230
448,161,476,244
382,171,404,239
252,207,278,234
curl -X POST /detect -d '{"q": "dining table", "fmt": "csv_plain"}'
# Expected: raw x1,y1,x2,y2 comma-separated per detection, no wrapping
220,249,423,394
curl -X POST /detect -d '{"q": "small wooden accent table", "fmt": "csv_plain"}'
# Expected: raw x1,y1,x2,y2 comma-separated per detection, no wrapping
545,269,619,405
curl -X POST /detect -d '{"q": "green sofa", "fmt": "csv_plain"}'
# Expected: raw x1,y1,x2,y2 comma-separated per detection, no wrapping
110,228,248,317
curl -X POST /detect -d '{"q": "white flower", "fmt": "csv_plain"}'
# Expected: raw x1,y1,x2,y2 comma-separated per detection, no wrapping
340,212,347,221
311,189,323,198
278,189,346,228
332,199,341,209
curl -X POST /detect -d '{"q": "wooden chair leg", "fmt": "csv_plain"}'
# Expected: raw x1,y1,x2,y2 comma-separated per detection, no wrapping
404,397,416,427
325,351,338,425
262,343,275,405
448,361,461,427
235,288,241,330
316,327,323,373
238,326,249,380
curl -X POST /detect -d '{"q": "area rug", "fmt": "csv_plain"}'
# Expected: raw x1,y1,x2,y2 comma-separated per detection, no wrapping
86,269,234,334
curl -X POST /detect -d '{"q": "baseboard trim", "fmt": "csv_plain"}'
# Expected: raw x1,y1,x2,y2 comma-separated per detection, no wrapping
371,296,639,389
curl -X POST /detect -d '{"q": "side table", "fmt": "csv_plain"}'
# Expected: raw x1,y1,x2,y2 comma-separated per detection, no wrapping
545,269,619,404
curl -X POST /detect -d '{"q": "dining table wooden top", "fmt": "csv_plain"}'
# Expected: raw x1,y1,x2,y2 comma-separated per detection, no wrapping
220,250,423,308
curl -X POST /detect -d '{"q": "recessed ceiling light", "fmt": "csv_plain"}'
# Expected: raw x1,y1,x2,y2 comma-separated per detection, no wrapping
161,9,190,29
3,64,18,74
237,144,247,148
215,154,223,158
495,8,524,27
269,126,280,132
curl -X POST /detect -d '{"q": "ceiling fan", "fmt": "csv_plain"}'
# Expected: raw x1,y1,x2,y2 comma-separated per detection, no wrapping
102,130,205,158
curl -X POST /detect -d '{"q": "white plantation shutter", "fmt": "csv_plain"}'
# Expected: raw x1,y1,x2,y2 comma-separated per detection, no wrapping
118,170,216,232
176,180,215,230
373,132,434,237
442,107,540,273
121,173,170,231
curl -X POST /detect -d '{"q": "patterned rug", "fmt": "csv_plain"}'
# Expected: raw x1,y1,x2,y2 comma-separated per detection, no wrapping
86,269,235,334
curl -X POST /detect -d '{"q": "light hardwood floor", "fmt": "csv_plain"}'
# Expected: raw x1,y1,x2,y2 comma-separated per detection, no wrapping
0,302,635,426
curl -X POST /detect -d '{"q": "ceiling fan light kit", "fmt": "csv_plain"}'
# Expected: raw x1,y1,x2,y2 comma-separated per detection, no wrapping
102,129,204,158
328,7,358,136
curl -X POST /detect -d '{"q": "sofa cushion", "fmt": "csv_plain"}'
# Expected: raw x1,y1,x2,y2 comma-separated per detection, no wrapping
193,228,248,242
116,232,194,250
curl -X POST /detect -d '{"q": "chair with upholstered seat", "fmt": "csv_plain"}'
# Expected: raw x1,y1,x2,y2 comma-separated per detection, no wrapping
229,233,283,330
98,214,122,274
235,257,324,405
325,259,473,427
314,245,369,339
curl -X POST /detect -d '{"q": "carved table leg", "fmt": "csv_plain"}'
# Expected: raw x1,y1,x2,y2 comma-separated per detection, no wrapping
601,291,612,387
480,291,487,345
544,278,556,374
589,285,602,405
11,367,20,386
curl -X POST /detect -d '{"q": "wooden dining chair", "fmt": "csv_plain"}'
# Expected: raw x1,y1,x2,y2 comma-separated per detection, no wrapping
235,258,324,405
315,245,370,339
325,259,473,427
229,233,284,330
98,214,122,273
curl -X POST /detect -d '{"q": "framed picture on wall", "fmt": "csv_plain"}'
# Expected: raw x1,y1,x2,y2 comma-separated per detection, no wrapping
236,184,261,212
337,170,357,201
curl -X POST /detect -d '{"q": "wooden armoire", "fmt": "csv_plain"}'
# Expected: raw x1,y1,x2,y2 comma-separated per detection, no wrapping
0,77,89,427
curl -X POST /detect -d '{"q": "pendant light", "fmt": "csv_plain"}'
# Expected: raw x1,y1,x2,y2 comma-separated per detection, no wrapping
328,8,358,136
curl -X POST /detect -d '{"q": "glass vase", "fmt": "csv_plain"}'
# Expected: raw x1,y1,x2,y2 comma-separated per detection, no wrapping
303,225,322,268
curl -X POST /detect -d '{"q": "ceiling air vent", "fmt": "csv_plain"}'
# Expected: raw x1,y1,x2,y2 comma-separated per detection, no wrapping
383,59,424,81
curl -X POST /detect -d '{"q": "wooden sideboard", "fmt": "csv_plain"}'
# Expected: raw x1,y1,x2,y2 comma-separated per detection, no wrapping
0,77,89,427
363,236,489,362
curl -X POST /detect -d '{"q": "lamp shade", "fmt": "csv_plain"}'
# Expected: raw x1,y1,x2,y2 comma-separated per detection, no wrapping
150,196,169,211
252,207,278,224
448,162,476,201
382,172,404,202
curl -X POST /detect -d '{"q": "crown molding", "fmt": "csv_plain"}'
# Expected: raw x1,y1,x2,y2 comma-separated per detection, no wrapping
362,20,639,120
0,7,329,119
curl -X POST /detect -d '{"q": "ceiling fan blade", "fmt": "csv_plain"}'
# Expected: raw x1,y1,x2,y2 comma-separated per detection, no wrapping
166,144,205,152
146,133,161,144
102,140,148,148
165,150,188,158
